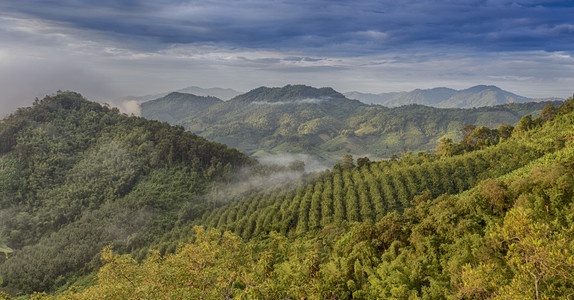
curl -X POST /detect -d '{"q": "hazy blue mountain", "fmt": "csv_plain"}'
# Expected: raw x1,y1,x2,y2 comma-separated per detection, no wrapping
342,91,399,104
437,85,530,108
119,86,242,103
344,85,552,108
176,86,242,100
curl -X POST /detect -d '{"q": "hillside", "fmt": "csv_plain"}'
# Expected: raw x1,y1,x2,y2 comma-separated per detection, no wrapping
344,85,549,108
58,94,574,299
0,92,254,294
182,85,366,161
140,92,223,124
140,85,559,164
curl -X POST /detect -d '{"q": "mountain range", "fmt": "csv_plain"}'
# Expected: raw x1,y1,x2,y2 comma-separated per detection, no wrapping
344,85,562,108
140,85,560,164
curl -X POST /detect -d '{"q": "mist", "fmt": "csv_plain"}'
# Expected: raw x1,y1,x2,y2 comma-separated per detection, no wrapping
251,98,329,106
256,153,330,173
109,100,142,116
205,168,304,205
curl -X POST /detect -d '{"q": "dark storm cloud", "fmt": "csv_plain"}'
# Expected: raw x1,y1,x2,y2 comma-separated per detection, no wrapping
1,0,573,55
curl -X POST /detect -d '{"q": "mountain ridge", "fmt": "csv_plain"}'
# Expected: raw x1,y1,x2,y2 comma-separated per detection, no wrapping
344,85,560,108
228,85,348,103
137,84,560,164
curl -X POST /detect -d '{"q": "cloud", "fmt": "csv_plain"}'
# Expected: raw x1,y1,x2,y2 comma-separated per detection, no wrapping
0,48,116,117
0,0,573,117
115,100,141,116
1,1,572,55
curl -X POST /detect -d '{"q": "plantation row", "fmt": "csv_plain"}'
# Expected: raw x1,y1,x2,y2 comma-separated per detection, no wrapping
202,139,539,238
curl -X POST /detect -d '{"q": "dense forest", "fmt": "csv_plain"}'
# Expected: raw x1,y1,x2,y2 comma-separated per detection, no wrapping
141,85,560,164
0,91,573,299
0,92,256,296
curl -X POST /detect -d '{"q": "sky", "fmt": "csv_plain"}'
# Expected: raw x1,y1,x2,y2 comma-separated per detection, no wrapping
1,0,573,115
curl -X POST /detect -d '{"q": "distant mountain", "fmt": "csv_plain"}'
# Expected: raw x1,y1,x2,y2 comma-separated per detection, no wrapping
119,86,242,103
230,84,348,103
344,91,400,105
140,92,223,124
176,86,242,101
181,85,365,161
143,84,558,164
437,85,530,108
344,85,552,108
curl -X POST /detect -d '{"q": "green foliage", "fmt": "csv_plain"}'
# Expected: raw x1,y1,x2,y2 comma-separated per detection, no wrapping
0,92,253,295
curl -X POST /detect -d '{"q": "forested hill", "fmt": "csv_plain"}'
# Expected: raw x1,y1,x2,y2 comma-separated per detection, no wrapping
140,92,223,124
140,84,560,163
59,95,574,299
0,91,254,294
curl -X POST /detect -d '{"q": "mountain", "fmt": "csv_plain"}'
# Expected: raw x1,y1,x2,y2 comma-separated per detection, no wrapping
344,91,400,104
437,85,530,108
176,86,242,101
344,85,548,108
181,85,366,161
229,84,349,103
118,86,242,103
140,92,223,124
139,84,559,164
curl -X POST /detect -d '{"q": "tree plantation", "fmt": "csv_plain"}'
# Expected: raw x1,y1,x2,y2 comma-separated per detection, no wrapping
0,91,573,299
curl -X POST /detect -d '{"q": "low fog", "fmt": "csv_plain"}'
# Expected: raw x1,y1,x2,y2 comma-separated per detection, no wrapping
256,153,330,173
251,98,329,106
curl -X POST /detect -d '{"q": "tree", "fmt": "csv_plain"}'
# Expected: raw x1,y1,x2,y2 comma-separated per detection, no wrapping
491,208,574,299
288,160,305,172
538,103,557,122
342,154,355,170
436,137,460,157
497,124,514,141
514,114,535,133
357,157,370,168
0,240,12,254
